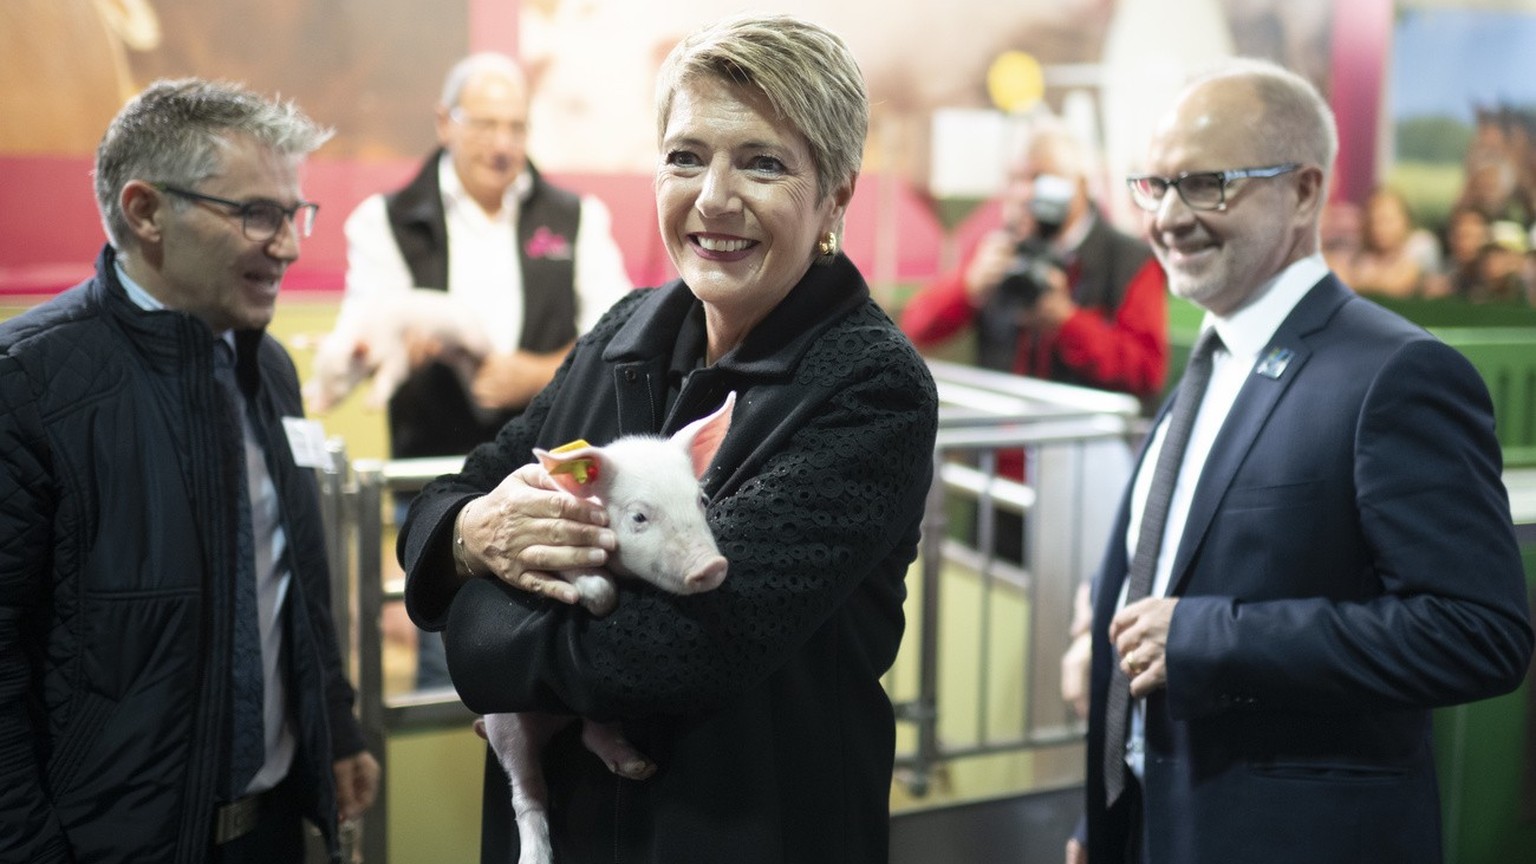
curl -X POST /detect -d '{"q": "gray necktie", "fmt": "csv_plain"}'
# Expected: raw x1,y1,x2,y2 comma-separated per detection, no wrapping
1102,327,1223,806
215,342,265,796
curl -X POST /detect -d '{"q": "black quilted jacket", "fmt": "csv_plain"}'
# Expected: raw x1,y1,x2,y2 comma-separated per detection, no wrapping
402,253,939,863
0,246,365,863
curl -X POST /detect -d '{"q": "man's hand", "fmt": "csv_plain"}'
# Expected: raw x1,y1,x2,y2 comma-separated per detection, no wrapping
400,326,447,371
1109,597,1178,698
470,347,569,411
1019,265,1076,333
1060,631,1092,719
456,464,615,603
1060,581,1094,718
962,230,1020,306
333,751,381,824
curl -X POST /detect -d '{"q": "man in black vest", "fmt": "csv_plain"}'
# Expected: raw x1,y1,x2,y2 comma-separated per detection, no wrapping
339,53,631,687
340,52,632,461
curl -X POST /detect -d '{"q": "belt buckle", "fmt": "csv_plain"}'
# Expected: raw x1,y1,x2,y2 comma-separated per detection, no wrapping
214,793,261,845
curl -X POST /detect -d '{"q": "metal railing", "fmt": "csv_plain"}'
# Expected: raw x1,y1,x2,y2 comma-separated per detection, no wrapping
893,361,1142,796
319,452,471,864
317,361,1144,860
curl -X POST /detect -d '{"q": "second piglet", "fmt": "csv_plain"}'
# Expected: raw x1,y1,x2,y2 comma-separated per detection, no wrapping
475,391,735,864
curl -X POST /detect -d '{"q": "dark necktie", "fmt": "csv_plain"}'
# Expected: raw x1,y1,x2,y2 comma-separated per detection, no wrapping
215,342,265,796
1103,327,1223,806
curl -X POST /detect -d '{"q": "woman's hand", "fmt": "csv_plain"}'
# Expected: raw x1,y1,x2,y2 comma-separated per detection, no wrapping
456,463,616,604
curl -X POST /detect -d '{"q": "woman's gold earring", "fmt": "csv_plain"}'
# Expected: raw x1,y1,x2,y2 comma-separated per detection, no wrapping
818,232,838,257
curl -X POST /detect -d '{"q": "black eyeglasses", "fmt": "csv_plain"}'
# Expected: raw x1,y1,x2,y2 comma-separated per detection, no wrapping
154,184,319,241
1125,163,1302,212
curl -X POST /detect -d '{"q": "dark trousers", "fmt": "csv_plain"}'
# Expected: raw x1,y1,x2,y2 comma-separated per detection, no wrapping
1124,773,1151,864
211,774,306,864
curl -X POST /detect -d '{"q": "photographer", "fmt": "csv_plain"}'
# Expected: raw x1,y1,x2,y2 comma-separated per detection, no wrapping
901,122,1168,411
902,122,1166,566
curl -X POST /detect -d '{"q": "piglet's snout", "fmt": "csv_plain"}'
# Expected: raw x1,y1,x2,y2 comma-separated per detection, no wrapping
684,556,728,592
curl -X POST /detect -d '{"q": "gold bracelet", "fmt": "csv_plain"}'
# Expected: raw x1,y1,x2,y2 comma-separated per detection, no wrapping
452,505,479,579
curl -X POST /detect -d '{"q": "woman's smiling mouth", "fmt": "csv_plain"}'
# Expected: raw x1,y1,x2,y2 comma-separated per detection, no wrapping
691,233,756,259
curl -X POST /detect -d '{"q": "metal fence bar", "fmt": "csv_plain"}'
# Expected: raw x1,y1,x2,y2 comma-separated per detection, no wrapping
349,460,389,864
318,440,351,677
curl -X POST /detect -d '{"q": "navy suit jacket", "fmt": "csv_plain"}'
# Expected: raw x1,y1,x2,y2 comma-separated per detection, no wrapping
1086,275,1533,864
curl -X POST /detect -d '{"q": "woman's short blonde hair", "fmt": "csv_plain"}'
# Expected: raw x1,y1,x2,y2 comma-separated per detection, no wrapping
654,13,869,201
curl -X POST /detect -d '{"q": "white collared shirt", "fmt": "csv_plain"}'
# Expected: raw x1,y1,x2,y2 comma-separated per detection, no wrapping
1120,253,1329,779
340,154,632,353
118,261,296,794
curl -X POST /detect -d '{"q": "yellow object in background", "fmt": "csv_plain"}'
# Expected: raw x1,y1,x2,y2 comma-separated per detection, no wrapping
987,50,1045,114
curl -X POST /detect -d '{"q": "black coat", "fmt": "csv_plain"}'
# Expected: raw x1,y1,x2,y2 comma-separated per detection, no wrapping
402,254,939,863
0,246,366,863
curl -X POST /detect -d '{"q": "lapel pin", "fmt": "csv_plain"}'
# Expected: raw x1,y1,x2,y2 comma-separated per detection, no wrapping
1255,346,1295,380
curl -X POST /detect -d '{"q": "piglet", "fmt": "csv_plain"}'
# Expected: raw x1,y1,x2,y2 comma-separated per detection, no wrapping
302,288,492,414
474,392,735,864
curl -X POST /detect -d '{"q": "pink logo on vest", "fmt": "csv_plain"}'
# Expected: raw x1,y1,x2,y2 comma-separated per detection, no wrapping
525,226,573,261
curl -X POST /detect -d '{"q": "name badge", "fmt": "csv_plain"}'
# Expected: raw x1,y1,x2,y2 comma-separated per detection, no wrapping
282,417,333,470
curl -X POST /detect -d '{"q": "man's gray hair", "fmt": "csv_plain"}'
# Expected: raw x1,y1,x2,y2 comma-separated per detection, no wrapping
1187,57,1338,180
94,78,332,249
439,52,526,109
1023,117,1096,182
655,13,869,202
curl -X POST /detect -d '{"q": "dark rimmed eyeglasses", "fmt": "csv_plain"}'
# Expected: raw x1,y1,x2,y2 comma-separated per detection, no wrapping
1125,163,1302,212
154,183,319,241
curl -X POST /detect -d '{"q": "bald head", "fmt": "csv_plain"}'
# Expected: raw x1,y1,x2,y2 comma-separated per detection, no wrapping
435,53,531,215
440,53,528,111
1174,59,1336,184
1138,59,1334,316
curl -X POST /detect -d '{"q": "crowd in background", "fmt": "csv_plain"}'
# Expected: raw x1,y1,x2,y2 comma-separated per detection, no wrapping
1323,107,1536,306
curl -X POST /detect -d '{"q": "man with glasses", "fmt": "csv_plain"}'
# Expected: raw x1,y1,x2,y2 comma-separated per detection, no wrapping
335,51,631,691
338,51,631,463
0,79,379,862
1075,59,1532,864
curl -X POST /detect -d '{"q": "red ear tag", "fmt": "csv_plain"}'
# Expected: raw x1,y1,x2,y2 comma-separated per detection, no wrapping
566,458,597,485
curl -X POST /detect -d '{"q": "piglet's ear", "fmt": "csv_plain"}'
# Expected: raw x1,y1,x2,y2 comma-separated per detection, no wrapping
534,444,610,498
672,391,735,480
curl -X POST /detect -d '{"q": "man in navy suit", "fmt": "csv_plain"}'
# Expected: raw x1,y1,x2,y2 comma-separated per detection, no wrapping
1076,59,1533,864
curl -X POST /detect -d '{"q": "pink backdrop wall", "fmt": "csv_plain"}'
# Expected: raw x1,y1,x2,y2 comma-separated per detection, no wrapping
0,0,1387,297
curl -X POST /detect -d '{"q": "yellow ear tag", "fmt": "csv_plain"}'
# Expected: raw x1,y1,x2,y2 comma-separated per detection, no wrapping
548,439,597,485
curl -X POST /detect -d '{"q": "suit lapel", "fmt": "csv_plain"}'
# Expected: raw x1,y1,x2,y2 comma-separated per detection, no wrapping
1166,276,1352,596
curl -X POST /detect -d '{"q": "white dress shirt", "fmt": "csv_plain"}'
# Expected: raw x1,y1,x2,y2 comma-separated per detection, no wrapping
339,153,633,352
1120,253,1329,779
